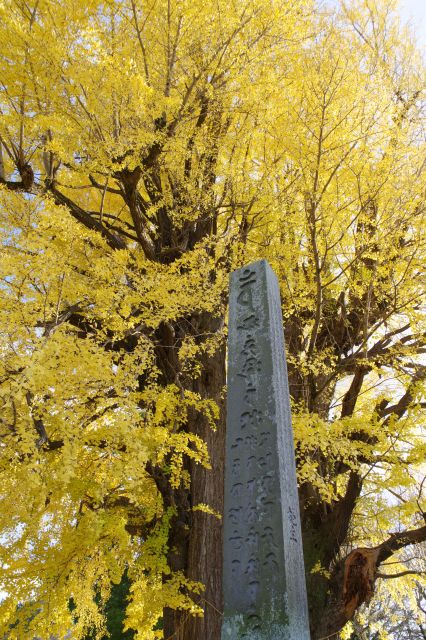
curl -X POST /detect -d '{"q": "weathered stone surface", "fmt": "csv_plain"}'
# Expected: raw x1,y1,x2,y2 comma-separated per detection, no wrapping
222,260,310,640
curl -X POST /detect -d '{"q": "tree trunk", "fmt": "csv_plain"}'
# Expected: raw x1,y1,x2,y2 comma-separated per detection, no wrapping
185,334,226,639
163,313,226,640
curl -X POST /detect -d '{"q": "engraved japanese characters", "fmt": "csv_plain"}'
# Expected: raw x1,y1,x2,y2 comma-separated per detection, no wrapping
222,260,310,640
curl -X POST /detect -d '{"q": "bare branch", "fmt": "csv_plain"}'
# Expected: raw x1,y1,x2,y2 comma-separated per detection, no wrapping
377,569,426,580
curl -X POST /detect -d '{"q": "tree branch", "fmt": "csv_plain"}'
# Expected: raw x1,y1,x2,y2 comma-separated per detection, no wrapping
380,366,426,425
377,569,426,580
89,173,121,194
377,522,426,565
48,185,127,250
0,161,34,191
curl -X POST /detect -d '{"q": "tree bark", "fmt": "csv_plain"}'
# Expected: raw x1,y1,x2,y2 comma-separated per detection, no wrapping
161,313,226,640
185,325,225,639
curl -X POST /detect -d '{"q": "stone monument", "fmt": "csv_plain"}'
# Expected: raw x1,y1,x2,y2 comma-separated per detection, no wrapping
222,260,311,640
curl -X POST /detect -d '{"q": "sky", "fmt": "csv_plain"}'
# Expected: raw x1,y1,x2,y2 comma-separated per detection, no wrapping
323,0,426,50
398,0,426,47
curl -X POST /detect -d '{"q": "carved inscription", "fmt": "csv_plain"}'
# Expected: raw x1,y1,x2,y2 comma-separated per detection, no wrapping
288,505,299,543
226,266,281,620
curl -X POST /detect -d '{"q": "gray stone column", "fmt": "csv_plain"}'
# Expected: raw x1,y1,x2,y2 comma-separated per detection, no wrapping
222,260,310,640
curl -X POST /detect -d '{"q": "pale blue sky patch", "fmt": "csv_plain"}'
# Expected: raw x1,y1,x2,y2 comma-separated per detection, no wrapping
323,0,425,50
399,0,426,46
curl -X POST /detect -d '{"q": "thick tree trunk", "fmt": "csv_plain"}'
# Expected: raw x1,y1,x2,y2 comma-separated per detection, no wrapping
185,336,226,639
162,313,226,640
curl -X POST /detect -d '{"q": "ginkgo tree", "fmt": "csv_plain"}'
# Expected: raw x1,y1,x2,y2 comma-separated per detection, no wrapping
0,0,425,639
